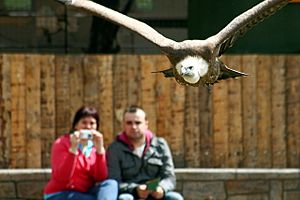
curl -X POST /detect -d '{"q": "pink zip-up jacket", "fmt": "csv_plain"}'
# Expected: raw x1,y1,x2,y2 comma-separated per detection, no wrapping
44,134,108,194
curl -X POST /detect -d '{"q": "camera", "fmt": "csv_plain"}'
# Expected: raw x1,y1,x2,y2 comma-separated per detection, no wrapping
80,130,93,140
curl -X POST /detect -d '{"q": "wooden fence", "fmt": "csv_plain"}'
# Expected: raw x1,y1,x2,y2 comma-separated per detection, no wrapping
0,54,299,168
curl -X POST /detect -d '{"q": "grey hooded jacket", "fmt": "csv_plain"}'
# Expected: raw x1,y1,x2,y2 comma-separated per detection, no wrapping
106,133,176,194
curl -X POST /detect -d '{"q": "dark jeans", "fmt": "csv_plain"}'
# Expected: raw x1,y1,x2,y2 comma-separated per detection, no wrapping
46,179,118,200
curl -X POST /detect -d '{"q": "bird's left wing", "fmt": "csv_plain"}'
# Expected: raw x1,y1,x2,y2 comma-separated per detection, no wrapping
207,0,290,56
58,0,179,53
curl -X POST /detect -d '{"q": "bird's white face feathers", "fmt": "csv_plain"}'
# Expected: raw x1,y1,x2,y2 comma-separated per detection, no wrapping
175,56,209,84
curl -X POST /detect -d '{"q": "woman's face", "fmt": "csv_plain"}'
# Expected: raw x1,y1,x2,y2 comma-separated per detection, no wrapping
74,116,97,130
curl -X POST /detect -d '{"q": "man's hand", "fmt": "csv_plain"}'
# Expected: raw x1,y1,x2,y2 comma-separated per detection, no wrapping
136,184,150,199
150,186,164,199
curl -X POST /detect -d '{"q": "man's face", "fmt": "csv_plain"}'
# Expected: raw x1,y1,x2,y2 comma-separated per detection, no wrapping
123,109,148,141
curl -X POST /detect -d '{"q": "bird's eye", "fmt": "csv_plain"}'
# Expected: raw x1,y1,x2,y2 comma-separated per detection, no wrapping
188,66,193,70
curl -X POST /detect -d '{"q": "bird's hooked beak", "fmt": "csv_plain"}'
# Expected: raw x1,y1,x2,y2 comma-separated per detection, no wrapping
180,66,194,76
175,56,208,84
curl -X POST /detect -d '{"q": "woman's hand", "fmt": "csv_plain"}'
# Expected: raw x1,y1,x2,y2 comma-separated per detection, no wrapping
92,130,105,154
69,131,80,154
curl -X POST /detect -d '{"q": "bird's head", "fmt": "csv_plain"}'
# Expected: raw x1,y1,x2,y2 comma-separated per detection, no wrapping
175,56,209,84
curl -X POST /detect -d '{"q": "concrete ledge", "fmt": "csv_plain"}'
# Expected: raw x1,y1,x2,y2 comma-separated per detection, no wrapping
175,168,300,180
0,168,299,200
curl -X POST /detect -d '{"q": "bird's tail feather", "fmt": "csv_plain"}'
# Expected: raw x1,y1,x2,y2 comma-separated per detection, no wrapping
151,67,174,78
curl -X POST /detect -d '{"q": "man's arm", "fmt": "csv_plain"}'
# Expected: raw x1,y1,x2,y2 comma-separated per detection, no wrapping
157,138,177,192
106,142,139,193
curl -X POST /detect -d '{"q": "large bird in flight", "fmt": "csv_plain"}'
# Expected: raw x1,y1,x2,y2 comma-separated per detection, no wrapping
58,0,290,86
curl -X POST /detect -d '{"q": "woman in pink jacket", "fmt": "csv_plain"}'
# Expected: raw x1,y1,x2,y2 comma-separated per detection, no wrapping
44,106,118,200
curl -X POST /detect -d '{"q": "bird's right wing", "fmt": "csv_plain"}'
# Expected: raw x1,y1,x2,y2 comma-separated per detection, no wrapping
207,0,290,56
58,0,179,53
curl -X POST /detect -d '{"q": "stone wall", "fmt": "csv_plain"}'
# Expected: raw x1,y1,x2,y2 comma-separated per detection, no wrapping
175,169,300,200
0,168,299,200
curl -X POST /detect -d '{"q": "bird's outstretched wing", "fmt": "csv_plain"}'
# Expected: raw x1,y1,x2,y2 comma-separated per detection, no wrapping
207,0,290,56
59,0,179,53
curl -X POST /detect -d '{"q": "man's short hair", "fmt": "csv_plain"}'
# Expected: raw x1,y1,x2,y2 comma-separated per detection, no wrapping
123,105,147,119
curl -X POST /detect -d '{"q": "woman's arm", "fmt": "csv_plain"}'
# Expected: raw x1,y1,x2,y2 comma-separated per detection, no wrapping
51,136,78,182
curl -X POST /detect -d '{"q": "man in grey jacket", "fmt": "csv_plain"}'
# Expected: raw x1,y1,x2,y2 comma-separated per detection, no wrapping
107,105,183,200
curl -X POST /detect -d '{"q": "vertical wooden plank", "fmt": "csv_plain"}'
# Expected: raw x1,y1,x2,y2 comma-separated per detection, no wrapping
140,55,157,134
241,55,258,167
83,55,99,108
0,54,11,168
113,55,129,133
41,55,56,168
169,67,185,167
184,87,201,167
199,86,213,167
25,55,41,168
225,55,243,168
0,54,4,166
256,55,272,167
0,54,3,166
55,56,71,136
98,55,114,146
286,55,300,167
10,54,26,168
69,55,84,113
212,72,229,167
155,56,172,140
154,56,181,166
127,55,141,106
270,55,287,167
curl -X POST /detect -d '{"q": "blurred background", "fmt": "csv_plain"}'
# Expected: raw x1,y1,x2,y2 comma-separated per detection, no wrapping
0,0,299,54
1,2,299,199
0,0,187,53
0,0,299,169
